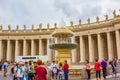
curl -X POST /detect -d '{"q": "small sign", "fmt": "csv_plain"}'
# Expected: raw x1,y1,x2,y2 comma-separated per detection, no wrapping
17,56,48,62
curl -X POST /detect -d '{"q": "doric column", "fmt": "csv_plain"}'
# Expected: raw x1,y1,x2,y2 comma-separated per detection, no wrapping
7,40,11,61
71,37,77,63
80,36,85,62
107,32,113,60
97,34,104,61
115,30,120,60
23,39,27,56
88,35,94,62
15,40,18,61
39,39,43,55
47,38,52,61
31,39,34,56
55,38,58,57
0,40,2,61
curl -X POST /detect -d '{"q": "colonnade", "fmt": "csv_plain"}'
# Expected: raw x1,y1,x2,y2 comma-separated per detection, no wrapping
0,29,120,63
0,39,53,62
72,29,120,63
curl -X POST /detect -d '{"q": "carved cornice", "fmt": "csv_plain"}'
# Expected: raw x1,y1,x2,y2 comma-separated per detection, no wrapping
0,13,120,36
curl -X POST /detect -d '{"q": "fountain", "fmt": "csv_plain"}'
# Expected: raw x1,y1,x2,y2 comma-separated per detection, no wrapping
49,19,77,66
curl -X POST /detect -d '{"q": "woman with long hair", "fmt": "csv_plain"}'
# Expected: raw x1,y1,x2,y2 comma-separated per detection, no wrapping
86,60,91,80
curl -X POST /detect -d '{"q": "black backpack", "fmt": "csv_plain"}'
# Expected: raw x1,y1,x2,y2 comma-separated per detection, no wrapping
11,67,14,74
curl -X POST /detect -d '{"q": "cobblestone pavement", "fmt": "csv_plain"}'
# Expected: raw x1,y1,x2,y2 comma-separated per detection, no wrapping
0,66,120,80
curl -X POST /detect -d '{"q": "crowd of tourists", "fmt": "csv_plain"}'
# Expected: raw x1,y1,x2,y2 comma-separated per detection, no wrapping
0,58,119,80
0,60,69,80
86,58,118,80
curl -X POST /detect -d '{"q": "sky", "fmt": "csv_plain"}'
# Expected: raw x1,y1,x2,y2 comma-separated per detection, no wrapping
0,0,120,29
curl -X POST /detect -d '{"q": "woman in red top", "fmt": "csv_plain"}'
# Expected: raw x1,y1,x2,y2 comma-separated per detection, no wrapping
86,60,91,79
35,60,47,80
94,59,102,80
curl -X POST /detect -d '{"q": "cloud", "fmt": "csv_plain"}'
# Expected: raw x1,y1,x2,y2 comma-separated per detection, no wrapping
0,0,120,29
54,0,80,18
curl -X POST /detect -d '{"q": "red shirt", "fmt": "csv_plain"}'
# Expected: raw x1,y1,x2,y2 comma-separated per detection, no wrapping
35,66,47,80
63,63,69,72
94,62,101,71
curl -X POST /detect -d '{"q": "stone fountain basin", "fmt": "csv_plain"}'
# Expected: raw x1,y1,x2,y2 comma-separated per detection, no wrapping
49,43,77,50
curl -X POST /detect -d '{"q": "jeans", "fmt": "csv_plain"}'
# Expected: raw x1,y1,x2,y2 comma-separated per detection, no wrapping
102,67,107,78
86,69,91,79
16,77,22,80
58,71,63,80
28,72,34,80
64,72,68,80
96,71,101,79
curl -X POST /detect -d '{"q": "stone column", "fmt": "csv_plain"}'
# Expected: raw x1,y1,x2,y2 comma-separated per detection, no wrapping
97,34,104,61
15,40,18,61
55,38,58,57
31,39,34,56
107,32,113,60
71,37,77,63
39,39,43,55
80,36,85,62
88,35,94,62
23,39,27,56
0,40,2,61
47,38,52,61
7,40,11,61
115,30,120,60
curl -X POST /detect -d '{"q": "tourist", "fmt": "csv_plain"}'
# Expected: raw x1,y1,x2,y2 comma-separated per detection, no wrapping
0,62,2,71
58,62,63,80
50,60,58,80
86,60,91,80
14,61,23,80
109,58,117,78
33,61,37,80
55,60,59,79
94,59,102,80
63,60,69,80
11,63,16,78
21,62,27,80
35,59,47,80
3,60,8,77
24,62,29,80
101,59,107,79
28,61,34,80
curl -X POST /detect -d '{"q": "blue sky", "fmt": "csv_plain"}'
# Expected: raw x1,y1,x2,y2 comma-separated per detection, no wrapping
0,0,120,29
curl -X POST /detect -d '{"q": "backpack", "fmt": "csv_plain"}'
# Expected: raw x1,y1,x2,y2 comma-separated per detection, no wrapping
11,67,14,74
28,66,34,77
3,64,7,69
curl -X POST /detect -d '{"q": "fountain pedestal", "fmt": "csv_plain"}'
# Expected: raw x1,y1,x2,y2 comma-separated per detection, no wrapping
56,49,71,65
49,27,77,66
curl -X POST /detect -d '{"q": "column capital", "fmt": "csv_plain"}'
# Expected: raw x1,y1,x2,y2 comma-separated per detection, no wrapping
39,38,42,40
15,39,19,41
88,34,92,36
31,39,34,40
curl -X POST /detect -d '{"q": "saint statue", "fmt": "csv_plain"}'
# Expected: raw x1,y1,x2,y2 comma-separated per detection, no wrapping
87,18,90,24
113,10,116,18
104,14,108,21
96,16,99,22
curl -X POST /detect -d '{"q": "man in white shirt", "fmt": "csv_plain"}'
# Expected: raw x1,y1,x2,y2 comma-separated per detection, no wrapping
51,61,57,80
14,61,23,80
